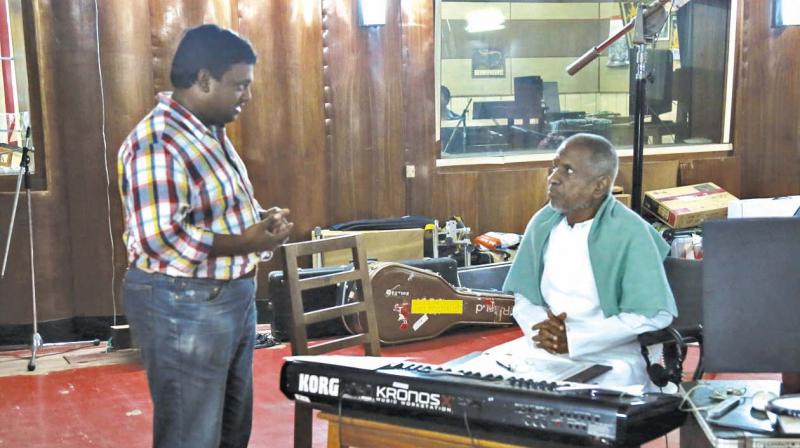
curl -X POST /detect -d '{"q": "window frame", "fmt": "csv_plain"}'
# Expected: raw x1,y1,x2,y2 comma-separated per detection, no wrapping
434,0,738,167
0,0,46,192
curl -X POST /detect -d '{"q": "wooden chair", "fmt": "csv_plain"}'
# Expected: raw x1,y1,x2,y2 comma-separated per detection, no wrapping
280,234,381,448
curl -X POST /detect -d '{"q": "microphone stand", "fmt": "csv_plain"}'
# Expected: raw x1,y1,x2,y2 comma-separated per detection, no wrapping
631,2,648,215
442,98,472,154
1,127,99,371
566,0,672,214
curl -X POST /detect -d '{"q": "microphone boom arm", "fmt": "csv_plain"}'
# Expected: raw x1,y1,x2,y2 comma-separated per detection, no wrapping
566,0,671,76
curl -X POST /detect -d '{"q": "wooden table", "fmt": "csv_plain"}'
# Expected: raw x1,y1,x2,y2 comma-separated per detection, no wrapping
319,412,600,448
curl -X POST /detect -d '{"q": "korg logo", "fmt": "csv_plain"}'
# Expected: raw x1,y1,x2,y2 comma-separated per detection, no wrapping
298,373,340,397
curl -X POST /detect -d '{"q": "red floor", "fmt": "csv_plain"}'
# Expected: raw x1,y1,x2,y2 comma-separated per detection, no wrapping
0,327,523,448
0,326,768,448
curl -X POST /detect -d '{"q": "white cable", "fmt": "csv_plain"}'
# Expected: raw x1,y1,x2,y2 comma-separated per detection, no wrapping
679,383,717,413
94,0,117,326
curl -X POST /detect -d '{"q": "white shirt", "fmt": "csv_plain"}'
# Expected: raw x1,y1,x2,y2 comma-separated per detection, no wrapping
512,218,673,390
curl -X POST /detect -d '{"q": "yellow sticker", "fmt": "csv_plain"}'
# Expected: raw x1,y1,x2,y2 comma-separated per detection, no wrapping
411,299,463,315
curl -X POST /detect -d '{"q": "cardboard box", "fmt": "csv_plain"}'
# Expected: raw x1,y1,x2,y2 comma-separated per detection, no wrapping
311,228,424,267
643,183,738,229
727,196,800,218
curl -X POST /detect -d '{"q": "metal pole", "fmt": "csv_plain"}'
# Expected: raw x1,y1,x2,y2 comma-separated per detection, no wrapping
26,184,42,371
632,44,648,215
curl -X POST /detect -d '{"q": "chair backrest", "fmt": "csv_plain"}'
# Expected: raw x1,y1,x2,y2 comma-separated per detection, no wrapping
664,257,703,329
640,257,704,387
542,81,560,113
281,235,381,357
513,75,544,119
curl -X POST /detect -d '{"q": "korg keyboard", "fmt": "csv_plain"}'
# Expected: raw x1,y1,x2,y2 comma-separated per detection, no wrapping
280,357,686,447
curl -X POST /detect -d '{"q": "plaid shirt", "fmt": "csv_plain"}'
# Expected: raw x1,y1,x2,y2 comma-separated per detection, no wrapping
118,92,263,279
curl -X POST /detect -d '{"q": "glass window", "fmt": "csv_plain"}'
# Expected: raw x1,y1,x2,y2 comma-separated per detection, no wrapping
437,1,732,159
0,0,33,176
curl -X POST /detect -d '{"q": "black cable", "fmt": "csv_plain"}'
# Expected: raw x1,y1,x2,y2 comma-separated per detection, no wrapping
462,411,477,447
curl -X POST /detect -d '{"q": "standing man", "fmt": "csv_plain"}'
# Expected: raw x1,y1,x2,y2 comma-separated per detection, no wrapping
503,133,677,389
118,24,291,448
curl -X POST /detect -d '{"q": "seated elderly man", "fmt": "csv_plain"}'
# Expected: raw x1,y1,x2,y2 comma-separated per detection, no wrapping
503,133,677,389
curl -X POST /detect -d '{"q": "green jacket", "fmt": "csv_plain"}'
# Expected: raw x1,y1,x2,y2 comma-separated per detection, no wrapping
503,194,677,318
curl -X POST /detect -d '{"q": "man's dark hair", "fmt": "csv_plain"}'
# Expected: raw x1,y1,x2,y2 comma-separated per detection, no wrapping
170,24,257,89
563,133,619,185
441,85,451,104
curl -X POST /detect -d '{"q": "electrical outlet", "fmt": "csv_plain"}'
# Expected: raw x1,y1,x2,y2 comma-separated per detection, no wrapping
405,165,416,178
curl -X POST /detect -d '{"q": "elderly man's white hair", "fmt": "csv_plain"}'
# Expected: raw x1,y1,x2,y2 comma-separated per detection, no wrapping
560,133,618,191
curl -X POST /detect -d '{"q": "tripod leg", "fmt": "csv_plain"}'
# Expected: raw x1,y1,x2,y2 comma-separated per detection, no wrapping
28,332,41,372
26,187,39,371
442,123,461,154
1,168,25,277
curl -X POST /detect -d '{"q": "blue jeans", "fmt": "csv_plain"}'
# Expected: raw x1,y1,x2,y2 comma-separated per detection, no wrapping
122,268,256,448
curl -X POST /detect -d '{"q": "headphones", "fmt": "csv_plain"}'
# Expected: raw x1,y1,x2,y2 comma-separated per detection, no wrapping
641,327,688,388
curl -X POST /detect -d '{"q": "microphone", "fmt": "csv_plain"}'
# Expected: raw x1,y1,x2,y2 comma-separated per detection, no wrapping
635,2,670,44
566,0,680,76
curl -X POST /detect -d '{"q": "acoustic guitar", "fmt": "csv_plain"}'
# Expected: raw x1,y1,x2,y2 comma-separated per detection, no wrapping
344,262,516,344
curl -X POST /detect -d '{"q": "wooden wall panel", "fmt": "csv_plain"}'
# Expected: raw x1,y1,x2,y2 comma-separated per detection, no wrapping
613,160,678,210
149,0,239,95
35,0,113,319
236,0,326,259
427,172,480,231
617,161,680,193
735,0,800,198
49,0,153,318
94,1,154,316
324,0,406,225
99,2,154,140
679,157,741,197
476,169,550,233
401,0,437,217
